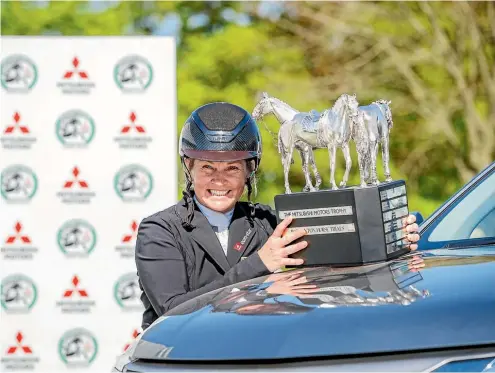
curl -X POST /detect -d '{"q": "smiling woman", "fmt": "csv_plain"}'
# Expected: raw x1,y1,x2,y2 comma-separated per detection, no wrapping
185,159,256,213
134,101,421,331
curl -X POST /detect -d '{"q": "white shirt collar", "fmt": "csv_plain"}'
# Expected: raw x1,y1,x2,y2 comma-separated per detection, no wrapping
194,195,234,230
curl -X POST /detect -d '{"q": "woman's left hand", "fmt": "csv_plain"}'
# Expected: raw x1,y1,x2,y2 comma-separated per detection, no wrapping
403,214,420,251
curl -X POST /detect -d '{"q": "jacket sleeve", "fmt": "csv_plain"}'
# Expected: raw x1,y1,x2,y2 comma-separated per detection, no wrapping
135,215,269,317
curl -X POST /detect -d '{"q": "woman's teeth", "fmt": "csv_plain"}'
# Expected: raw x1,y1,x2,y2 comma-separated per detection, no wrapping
210,190,228,196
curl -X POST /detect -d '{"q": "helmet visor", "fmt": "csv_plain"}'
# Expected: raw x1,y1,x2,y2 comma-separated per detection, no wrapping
182,149,257,162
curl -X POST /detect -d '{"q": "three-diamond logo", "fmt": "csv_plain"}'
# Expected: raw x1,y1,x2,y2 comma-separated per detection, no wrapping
114,55,153,92
1,55,38,93
1,221,38,260
115,220,139,258
56,275,95,313
114,273,143,311
1,112,37,150
57,219,97,258
58,328,98,367
56,110,95,147
56,166,95,204
114,111,152,149
123,329,140,352
1,165,38,203
1,274,37,313
114,164,153,202
57,57,95,94
1,332,40,371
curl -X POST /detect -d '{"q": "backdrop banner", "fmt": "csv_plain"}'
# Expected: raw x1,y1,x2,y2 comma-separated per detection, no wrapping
0,36,177,372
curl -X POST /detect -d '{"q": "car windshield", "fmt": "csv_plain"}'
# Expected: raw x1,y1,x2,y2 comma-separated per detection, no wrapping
428,170,495,242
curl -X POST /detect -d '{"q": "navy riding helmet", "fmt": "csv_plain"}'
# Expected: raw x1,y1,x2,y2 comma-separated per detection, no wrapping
179,102,262,171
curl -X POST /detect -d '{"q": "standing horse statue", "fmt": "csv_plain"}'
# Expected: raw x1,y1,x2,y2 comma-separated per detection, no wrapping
253,92,360,193
355,99,394,185
252,92,322,192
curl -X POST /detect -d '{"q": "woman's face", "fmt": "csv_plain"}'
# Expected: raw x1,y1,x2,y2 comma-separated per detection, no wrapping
187,159,249,213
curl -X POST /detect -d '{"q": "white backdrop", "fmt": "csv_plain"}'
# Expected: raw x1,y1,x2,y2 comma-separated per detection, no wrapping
0,36,177,372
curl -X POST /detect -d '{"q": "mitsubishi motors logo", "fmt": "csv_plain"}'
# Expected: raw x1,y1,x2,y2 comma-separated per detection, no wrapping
122,112,145,133
123,329,140,352
64,167,89,189
56,276,95,313
6,333,32,355
115,220,140,258
63,276,88,298
56,166,95,204
57,56,95,94
63,57,89,80
1,332,39,370
1,111,37,149
6,222,31,244
114,111,152,149
4,112,28,133
2,221,39,260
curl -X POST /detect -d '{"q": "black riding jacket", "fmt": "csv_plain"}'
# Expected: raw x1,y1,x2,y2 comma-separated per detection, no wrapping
135,196,277,330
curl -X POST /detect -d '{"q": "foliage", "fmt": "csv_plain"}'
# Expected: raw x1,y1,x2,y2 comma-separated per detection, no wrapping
2,1,492,218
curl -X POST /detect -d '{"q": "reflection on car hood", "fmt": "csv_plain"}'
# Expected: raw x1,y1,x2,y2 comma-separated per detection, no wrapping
133,247,495,361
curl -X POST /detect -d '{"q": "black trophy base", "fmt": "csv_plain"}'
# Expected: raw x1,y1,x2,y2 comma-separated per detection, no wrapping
274,180,410,267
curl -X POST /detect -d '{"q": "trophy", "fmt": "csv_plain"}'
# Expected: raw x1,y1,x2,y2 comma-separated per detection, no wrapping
252,92,410,266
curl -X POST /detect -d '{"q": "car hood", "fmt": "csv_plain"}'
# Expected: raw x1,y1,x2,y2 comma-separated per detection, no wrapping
132,247,495,361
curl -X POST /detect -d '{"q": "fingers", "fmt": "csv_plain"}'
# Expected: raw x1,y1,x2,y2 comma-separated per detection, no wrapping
281,227,307,245
402,214,416,226
408,243,418,251
406,233,420,243
281,257,304,266
272,216,293,238
288,276,309,286
403,223,419,233
283,240,308,256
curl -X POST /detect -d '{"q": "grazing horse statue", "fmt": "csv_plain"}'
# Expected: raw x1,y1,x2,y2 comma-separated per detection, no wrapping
356,99,394,185
252,92,322,192
253,92,359,193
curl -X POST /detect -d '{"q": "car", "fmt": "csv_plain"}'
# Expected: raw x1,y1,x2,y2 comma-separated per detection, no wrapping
114,161,495,372
415,160,495,251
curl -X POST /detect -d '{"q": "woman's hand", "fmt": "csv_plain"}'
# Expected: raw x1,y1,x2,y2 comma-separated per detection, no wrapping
265,274,318,296
258,217,308,272
403,214,420,251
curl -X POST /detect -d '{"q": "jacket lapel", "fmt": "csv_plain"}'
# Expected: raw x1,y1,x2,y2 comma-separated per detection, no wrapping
227,204,257,267
176,199,231,273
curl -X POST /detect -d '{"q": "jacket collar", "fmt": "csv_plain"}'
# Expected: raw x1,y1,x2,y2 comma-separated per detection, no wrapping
174,196,257,272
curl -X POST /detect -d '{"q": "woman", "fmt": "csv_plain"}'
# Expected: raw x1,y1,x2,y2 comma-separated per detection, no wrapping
135,101,420,330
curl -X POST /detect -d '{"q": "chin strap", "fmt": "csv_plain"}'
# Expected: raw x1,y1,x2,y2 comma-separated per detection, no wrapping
180,158,195,231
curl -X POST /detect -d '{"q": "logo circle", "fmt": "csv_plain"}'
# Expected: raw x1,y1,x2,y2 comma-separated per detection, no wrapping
114,55,153,92
1,55,38,92
1,165,38,202
57,219,97,257
114,164,153,202
58,328,98,367
56,110,95,147
113,273,142,310
1,274,37,313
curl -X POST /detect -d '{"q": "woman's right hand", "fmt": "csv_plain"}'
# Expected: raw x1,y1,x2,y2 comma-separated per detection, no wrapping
258,217,308,272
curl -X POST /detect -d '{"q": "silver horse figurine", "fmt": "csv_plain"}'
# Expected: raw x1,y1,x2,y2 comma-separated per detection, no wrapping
355,99,394,185
253,92,359,193
252,92,322,192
